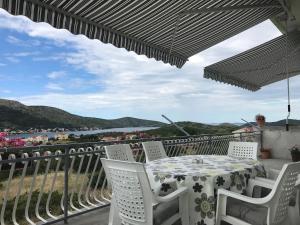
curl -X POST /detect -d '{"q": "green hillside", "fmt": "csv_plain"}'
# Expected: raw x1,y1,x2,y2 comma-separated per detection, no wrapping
146,121,239,137
0,99,165,129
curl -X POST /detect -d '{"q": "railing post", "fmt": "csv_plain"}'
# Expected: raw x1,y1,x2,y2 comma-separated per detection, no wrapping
64,147,70,224
239,133,243,141
260,130,264,150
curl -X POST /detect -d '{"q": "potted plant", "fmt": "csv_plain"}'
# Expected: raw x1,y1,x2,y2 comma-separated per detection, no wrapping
289,145,300,162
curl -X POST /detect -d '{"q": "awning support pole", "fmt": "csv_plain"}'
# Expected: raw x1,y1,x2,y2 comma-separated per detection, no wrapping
285,13,291,131
161,115,190,136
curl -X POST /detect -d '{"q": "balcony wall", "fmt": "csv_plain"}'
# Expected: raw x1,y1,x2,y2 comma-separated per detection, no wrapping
262,126,300,160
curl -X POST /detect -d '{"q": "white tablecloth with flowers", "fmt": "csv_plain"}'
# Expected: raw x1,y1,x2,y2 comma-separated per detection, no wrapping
145,155,266,225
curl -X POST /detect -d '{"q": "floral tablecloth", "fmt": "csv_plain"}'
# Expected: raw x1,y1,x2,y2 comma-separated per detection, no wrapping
145,155,266,225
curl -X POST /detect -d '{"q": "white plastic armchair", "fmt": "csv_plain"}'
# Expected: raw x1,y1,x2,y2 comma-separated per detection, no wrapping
246,172,300,225
104,144,135,225
227,141,258,160
142,141,168,162
101,159,189,225
216,162,300,225
104,144,135,162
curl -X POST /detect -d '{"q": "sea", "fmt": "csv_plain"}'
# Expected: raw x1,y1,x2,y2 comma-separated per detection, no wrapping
7,127,159,139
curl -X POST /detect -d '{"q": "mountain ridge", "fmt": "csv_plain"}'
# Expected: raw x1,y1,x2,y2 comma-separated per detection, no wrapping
0,99,165,129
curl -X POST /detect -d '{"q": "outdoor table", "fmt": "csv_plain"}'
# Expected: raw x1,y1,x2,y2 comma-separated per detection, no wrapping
145,155,266,225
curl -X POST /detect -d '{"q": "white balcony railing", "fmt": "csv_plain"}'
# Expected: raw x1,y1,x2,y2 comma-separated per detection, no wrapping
0,132,259,225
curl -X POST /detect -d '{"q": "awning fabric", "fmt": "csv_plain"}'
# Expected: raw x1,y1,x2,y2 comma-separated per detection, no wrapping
204,30,300,91
0,0,283,68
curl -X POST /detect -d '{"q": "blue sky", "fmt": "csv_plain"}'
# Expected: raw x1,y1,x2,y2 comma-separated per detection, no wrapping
0,9,300,123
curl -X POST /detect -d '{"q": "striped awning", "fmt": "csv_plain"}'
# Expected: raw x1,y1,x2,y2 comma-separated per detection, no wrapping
204,30,300,91
0,0,283,68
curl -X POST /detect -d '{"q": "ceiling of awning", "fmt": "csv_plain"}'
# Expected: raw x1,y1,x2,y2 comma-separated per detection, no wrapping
204,30,300,91
0,0,284,68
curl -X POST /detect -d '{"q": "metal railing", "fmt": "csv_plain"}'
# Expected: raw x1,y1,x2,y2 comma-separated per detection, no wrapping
0,132,259,225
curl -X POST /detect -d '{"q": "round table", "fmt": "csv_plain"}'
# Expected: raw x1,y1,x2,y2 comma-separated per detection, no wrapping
145,155,266,225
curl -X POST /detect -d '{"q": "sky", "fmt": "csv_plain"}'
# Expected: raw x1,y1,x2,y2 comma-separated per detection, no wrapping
0,9,299,124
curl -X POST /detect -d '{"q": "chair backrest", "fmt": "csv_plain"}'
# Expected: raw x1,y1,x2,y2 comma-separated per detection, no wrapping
267,162,300,224
101,159,153,225
227,141,258,160
104,144,135,162
142,141,168,162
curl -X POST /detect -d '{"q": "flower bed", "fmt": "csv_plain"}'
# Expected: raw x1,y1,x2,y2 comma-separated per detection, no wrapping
0,132,25,148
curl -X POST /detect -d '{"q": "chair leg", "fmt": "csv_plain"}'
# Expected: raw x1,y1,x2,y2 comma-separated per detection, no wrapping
179,195,189,225
216,195,227,225
289,188,300,225
108,196,121,225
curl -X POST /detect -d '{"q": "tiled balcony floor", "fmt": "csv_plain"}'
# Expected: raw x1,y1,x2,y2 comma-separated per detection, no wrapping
54,207,109,225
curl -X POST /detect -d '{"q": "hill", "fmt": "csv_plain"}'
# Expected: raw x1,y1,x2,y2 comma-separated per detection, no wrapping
240,119,300,128
145,121,239,137
266,119,300,126
0,99,165,129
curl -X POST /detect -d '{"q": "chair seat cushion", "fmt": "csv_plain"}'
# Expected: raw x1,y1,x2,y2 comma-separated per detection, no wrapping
226,197,268,225
153,199,179,225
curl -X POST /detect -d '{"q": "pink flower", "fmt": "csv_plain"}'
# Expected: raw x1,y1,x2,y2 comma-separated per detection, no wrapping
7,138,26,147
0,132,7,137
0,132,8,141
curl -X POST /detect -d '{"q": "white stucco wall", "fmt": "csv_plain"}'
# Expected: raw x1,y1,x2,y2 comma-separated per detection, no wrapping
262,126,300,160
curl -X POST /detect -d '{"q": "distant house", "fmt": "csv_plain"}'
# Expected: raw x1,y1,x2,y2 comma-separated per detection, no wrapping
55,133,69,140
25,135,49,144
101,136,118,142
126,134,138,140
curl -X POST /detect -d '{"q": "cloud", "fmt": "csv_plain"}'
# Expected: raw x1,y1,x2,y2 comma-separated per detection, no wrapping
6,35,41,47
6,35,22,44
2,51,40,64
45,83,64,91
0,89,11,94
47,71,66,79
5,56,20,63
4,51,39,57
0,63,6,66
1,8,298,123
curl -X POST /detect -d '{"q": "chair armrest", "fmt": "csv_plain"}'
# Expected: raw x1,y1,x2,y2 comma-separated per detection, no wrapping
246,178,275,196
154,186,188,203
151,180,178,197
251,177,275,189
218,189,268,205
268,168,281,180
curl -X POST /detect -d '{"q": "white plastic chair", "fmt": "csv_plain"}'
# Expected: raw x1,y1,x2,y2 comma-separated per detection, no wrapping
101,159,189,225
253,168,300,225
104,144,135,162
104,144,135,225
227,141,258,160
142,141,168,162
216,162,300,225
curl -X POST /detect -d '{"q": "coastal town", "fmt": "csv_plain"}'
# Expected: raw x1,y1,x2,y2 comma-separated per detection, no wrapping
0,126,102,135
0,130,154,148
